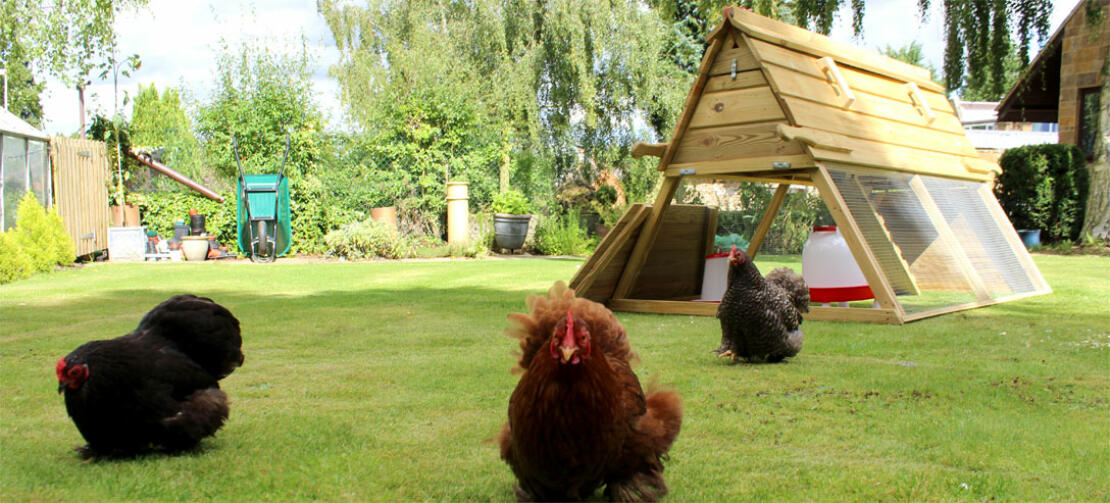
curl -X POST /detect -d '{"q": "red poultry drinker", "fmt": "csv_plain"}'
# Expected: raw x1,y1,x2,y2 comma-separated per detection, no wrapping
802,226,875,306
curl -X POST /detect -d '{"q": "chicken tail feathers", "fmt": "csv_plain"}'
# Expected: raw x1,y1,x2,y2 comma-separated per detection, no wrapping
506,281,634,373
766,267,810,313
160,388,229,450
607,388,682,502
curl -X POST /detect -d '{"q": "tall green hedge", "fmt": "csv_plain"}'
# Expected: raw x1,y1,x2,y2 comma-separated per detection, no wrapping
995,144,1088,243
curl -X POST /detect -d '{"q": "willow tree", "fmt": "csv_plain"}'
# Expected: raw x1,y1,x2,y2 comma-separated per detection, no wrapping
652,0,1051,100
319,0,690,214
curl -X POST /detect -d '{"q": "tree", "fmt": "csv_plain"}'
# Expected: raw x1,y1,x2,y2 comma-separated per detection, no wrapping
195,40,333,253
0,37,44,126
1081,1,1109,242
130,83,206,186
319,0,689,215
881,41,939,84
1,0,147,132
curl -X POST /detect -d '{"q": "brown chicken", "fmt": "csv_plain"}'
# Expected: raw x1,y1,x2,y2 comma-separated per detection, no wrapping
499,282,682,502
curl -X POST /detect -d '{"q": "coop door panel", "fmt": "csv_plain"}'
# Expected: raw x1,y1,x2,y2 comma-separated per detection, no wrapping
823,166,1048,315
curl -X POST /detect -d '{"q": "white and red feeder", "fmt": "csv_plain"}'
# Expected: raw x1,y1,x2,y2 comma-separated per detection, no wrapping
802,226,875,305
696,250,731,302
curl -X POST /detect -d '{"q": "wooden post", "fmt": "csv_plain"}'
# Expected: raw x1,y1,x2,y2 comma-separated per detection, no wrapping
612,176,682,299
746,183,789,258
811,164,903,315
569,204,650,295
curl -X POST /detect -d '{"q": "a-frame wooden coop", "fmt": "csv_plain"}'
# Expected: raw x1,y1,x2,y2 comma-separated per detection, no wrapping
569,7,1051,324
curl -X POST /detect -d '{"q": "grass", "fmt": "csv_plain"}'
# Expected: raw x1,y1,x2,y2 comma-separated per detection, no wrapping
1,254,1107,501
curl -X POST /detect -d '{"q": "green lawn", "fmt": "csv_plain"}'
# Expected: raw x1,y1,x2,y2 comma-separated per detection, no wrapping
1,255,1107,501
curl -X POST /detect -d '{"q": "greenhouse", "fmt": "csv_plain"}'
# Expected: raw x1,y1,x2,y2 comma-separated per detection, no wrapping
1,107,51,230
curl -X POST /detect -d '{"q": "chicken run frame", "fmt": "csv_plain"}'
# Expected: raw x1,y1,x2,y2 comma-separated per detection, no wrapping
569,7,1050,324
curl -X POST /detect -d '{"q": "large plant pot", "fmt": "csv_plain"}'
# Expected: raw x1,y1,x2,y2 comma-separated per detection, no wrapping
1017,229,1041,249
110,205,125,227
181,236,210,261
123,204,140,227
494,213,531,250
371,206,398,229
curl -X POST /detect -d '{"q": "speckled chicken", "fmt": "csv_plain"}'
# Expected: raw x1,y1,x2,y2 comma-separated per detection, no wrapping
56,295,242,458
716,246,809,363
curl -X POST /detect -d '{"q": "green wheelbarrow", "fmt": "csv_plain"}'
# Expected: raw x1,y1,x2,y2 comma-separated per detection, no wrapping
233,136,292,262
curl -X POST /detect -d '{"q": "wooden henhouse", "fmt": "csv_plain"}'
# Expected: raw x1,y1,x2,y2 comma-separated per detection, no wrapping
569,7,1051,324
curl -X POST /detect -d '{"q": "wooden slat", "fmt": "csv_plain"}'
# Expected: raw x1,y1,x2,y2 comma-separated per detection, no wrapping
613,176,682,299
805,305,902,323
672,121,803,165
747,37,953,112
606,298,902,324
780,96,979,159
666,153,815,177
608,298,719,316
761,63,965,133
569,204,650,296
704,71,768,93
746,183,789,259
630,204,713,300
657,37,726,171
778,127,995,182
699,174,814,186
688,86,787,129
631,142,667,159
907,175,992,301
728,8,941,92
812,164,902,314
704,206,719,256
976,184,1051,293
708,43,760,76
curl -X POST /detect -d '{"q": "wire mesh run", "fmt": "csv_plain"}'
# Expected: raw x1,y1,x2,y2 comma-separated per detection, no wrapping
826,168,1047,315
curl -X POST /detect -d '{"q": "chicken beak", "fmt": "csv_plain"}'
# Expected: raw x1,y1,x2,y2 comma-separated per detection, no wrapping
560,346,577,363
57,382,65,394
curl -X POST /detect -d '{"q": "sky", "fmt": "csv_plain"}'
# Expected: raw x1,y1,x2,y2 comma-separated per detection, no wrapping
34,0,1080,136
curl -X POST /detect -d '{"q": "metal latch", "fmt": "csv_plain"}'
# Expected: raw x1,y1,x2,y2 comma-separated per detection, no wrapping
678,168,696,175
772,162,791,169
80,232,95,240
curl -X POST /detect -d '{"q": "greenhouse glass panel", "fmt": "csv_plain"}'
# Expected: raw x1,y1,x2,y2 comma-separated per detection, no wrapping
3,135,27,230
28,139,50,208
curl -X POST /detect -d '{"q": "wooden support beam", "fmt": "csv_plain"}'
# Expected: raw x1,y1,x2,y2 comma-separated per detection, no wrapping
612,176,682,299
695,174,814,186
843,175,919,296
606,299,902,324
746,183,789,259
811,164,903,315
657,38,726,171
665,154,815,177
906,175,992,302
569,204,650,294
631,142,668,159
704,206,720,256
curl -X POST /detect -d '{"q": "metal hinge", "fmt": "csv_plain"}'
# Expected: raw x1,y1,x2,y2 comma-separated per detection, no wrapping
678,168,695,175
730,59,738,79
772,162,791,169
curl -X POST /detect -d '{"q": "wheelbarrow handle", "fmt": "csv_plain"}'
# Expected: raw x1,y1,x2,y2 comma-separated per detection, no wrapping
232,136,247,183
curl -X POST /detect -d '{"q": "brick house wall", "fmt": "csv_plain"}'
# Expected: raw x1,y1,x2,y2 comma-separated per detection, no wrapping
1058,0,1110,147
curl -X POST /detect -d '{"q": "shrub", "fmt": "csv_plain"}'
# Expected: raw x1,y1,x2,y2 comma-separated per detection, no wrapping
491,190,532,215
13,192,74,271
533,210,593,256
996,144,1088,242
324,219,414,259
139,190,237,247
0,231,35,284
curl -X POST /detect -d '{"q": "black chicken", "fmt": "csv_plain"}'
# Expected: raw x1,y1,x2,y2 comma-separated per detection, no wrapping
56,295,243,458
716,246,809,363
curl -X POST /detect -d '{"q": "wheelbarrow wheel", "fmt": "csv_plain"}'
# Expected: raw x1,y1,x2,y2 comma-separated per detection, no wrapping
254,221,273,263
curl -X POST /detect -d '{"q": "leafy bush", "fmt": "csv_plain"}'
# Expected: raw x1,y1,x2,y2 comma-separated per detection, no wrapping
1,192,74,283
139,190,237,247
996,144,1088,242
491,190,533,215
533,210,593,256
715,184,829,255
0,231,35,284
13,192,74,271
324,219,414,259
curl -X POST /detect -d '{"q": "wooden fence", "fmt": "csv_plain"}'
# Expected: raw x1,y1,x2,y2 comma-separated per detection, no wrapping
50,138,110,257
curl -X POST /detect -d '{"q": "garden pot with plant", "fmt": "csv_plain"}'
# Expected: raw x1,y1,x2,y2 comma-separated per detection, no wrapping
491,189,532,251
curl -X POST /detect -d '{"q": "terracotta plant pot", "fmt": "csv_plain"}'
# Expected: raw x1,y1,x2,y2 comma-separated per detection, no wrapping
370,206,397,229
123,204,140,227
110,205,125,227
